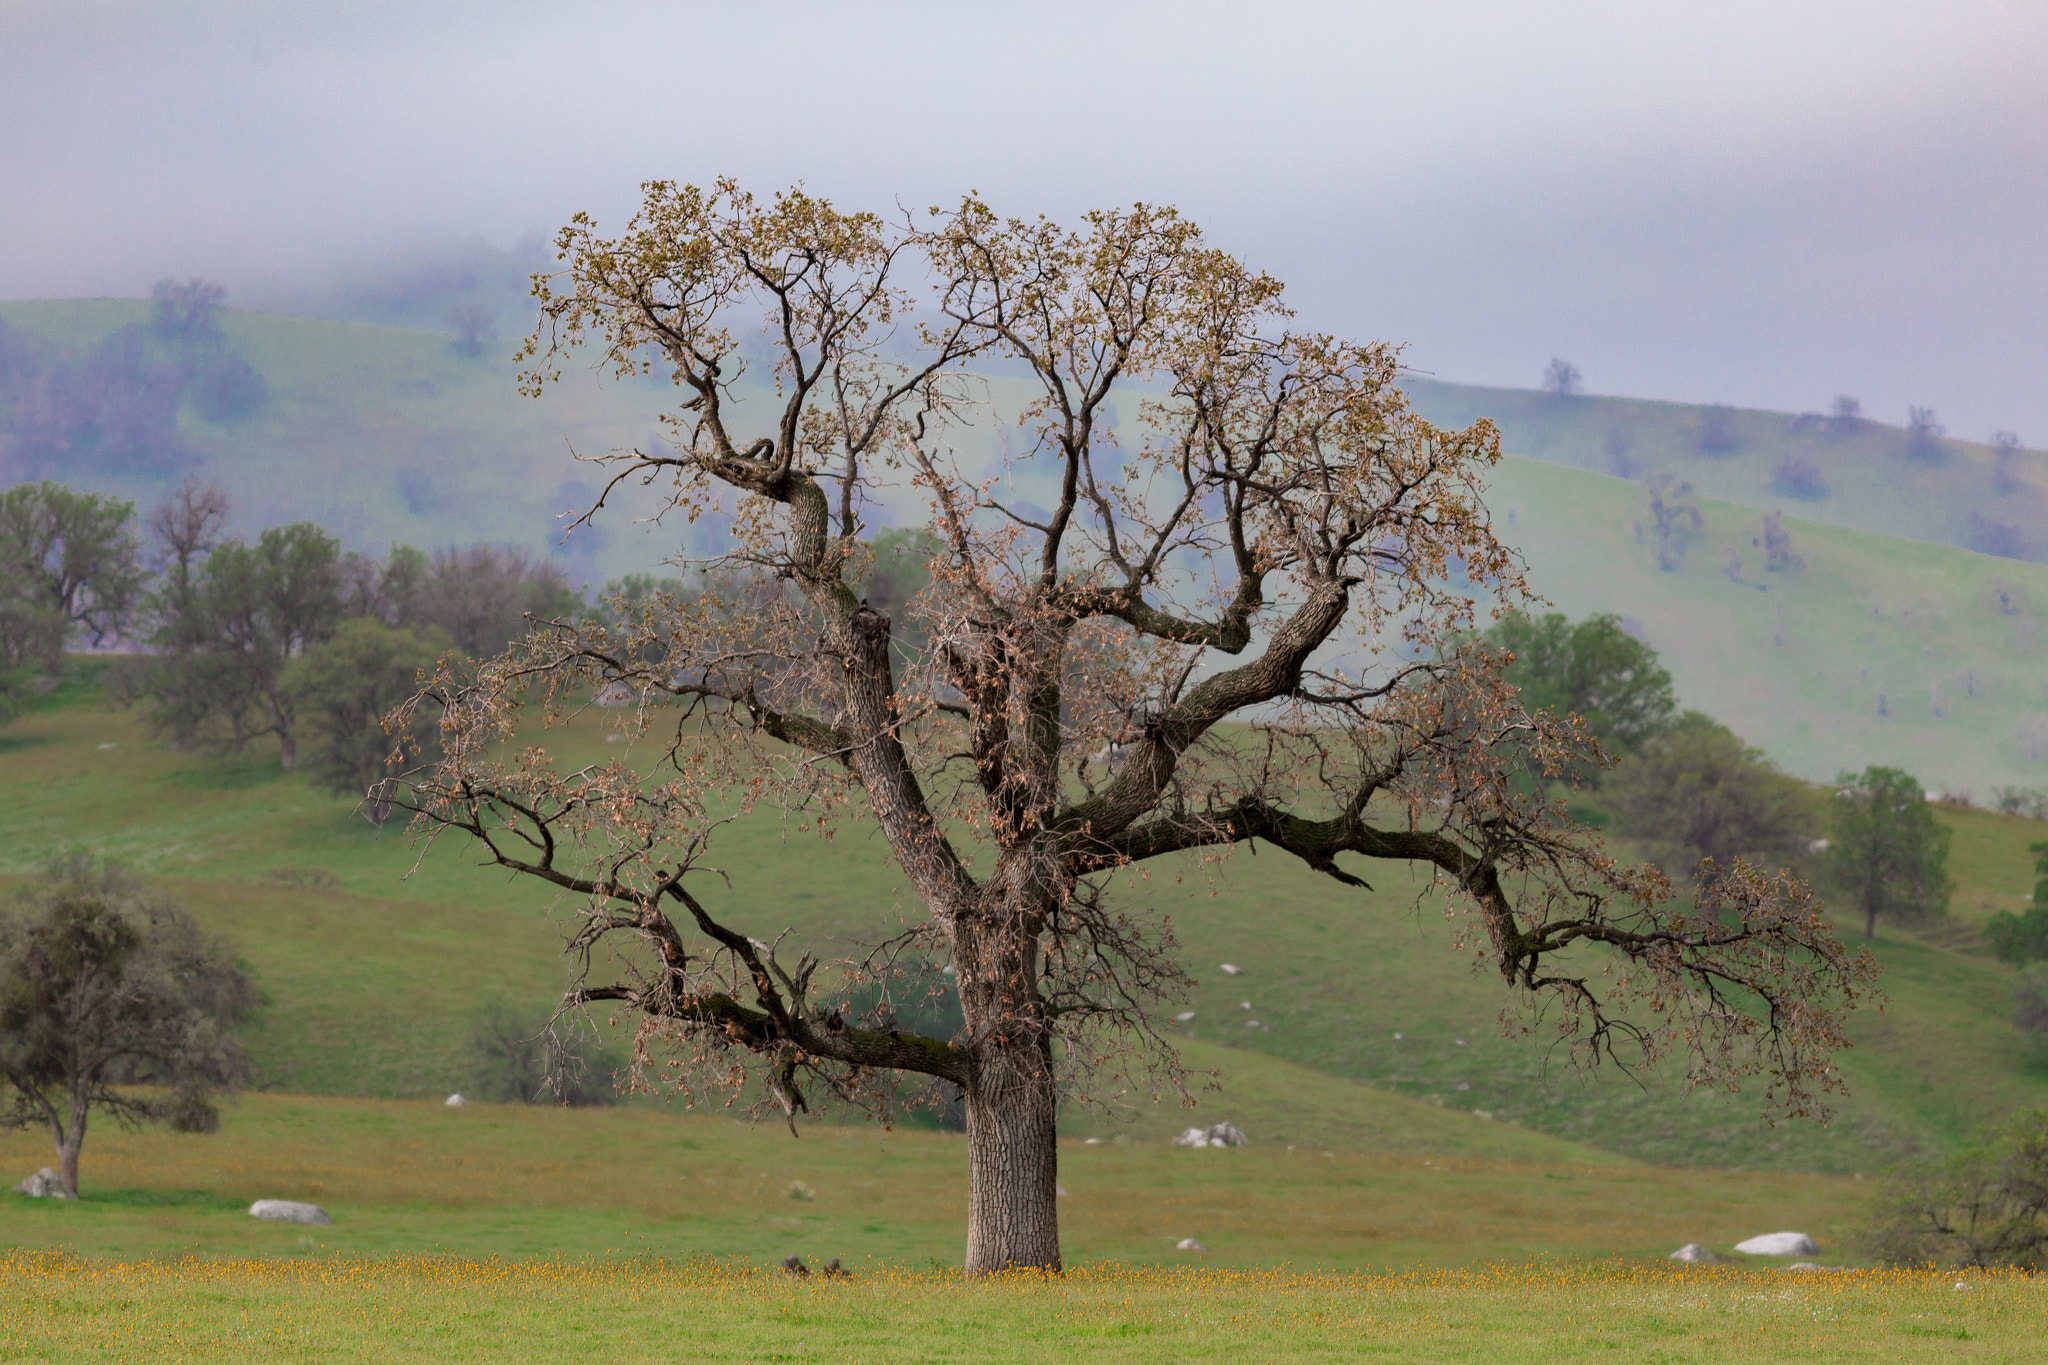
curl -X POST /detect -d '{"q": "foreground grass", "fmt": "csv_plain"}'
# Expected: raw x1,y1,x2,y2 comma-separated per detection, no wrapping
0,1254,2040,1363
2,1093,1843,1270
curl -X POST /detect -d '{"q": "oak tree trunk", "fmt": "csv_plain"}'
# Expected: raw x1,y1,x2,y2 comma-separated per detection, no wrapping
962,1046,1062,1274
57,1097,86,1196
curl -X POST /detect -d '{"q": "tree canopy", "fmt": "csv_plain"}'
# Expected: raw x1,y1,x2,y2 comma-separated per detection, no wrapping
0,481,144,715
0,854,253,1196
1605,711,1813,883
388,179,1876,1272
1485,611,1675,760
1828,765,1953,940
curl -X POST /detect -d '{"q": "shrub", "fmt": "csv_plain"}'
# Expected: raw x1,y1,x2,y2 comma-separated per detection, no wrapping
1859,1108,2048,1268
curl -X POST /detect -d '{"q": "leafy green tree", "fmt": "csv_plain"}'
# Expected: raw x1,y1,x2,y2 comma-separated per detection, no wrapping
0,854,254,1196
342,543,581,658
1860,1108,2048,1268
1829,765,1953,940
2015,965,2048,1056
139,521,343,768
1486,611,1676,763
280,617,450,819
0,482,145,706
1604,712,1813,881
1985,842,2048,967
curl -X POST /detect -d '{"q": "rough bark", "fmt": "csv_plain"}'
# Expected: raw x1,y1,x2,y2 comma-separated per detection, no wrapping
963,1047,1061,1273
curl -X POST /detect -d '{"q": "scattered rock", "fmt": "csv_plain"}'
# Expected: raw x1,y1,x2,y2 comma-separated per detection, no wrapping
1219,963,1244,975
1668,1243,1718,1265
1734,1232,1817,1257
445,1094,469,1108
822,1256,849,1279
1084,1137,1102,1145
1172,1122,1249,1149
1243,1019,1262,1028
1454,1081,1471,1091
782,1254,808,1277
249,1199,331,1225
1056,1183,1070,1198
1788,1262,1821,1272
1173,1011,1195,1021
786,1180,816,1202
12,1169,75,1199
1175,1238,1208,1252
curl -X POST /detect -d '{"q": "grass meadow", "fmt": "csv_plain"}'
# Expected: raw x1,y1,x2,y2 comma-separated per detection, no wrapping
4,668,2045,1172
4,1255,2043,1363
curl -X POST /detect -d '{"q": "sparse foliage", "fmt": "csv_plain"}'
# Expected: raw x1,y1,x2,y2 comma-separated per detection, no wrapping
445,302,495,358
466,1002,621,1106
0,480,145,667
1992,431,2024,495
1907,406,1947,464
279,616,449,819
150,279,227,345
386,179,1877,1272
1696,404,1740,455
1829,395,1863,435
1828,765,1953,939
1606,712,1814,884
1860,1108,2048,1269
0,854,254,1196
1643,475,1702,571
1541,358,1582,398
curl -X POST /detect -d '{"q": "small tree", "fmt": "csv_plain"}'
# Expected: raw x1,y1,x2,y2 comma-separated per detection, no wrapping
1860,1108,2048,1268
1829,394,1863,435
1485,611,1675,762
1992,431,2024,495
0,481,146,677
1606,713,1812,884
137,520,344,768
150,279,227,345
1829,765,1953,939
388,180,1879,1272
1696,404,1740,455
280,616,450,819
445,302,495,358
0,855,253,1196
1984,841,2048,967
1542,357,1582,397
1907,406,1947,463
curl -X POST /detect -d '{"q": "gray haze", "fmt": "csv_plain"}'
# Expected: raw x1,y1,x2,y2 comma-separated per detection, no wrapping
6,0,2046,438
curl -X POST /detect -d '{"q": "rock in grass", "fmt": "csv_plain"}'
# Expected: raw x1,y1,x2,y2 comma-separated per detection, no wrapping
250,1199,331,1225
1668,1243,1718,1264
1175,1238,1208,1252
1735,1231,1817,1256
445,1093,469,1108
782,1254,809,1277
13,1169,75,1199
1171,1122,1250,1149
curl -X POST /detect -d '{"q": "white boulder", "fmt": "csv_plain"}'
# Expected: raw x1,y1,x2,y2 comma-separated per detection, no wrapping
249,1199,332,1225
445,1093,469,1108
1668,1243,1718,1264
1735,1232,1817,1257
12,1169,75,1199
1219,963,1244,975
1172,1122,1250,1149
1175,1238,1208,1252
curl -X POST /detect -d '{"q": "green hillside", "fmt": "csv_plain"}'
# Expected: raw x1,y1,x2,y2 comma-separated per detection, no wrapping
1404,377,2048,563
6,668,2045,1176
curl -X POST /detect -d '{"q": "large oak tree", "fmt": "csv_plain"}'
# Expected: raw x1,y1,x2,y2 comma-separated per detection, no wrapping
392,181,1877,1273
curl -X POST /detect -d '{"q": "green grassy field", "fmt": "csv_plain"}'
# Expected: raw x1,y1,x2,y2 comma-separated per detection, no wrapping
5,666,2045,1176
5,1253,2042,1364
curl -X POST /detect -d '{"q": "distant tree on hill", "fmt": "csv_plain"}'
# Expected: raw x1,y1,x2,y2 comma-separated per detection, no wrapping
346,543,582,659
466,1002,621,1106
1770,454,1827,500
1829,394,1863,436
136,512,344,768
1756,511,1801,572
1696,404,1741,455
1643,474,1701,570
150,279,227,345
1992,431,2024,495
1907,406,1947,464
280,616,450,820
1606,712,1813,884
445,301,495,358
2016,966,2048,1057
0,853,253,1196
1829,765,1953,939
188,353,267,421
1859,1107,2048,1269
0,482,146,710
1542,357,1582,397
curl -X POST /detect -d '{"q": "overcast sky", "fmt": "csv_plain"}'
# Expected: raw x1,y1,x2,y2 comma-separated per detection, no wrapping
6,0,2045,439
